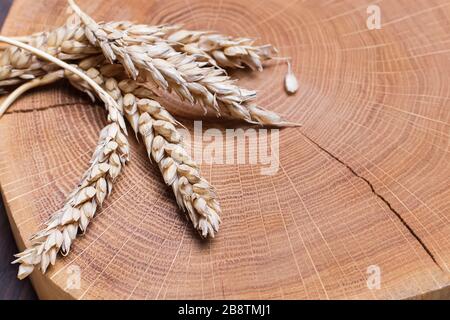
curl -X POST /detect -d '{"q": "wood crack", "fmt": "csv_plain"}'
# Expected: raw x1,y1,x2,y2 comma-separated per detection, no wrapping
300,130,442,270
3,101,93,115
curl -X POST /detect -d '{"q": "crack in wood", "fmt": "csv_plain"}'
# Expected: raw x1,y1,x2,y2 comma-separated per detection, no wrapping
3,102,93,115
300,130,442,270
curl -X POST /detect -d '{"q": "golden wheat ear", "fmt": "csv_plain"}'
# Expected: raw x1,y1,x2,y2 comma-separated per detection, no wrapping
68,0,297,127
0,36,129,279
64,57,222,239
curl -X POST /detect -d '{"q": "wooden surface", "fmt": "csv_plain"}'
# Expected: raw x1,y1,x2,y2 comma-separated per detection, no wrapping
1,0,450,300
0,0,37,300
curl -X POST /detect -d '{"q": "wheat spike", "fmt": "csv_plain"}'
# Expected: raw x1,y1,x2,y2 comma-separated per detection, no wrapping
0,36,130,279
125,95,221,238
0,17,177,86
68,0,297,127
0,0,301,281
1,23,274,85
13,122,129,279
65,58,221,238
168,30,277,71
0,16,92,86
2,52,222,239
1,2,296,126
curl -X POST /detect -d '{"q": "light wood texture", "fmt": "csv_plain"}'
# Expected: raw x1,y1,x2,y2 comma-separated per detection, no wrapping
1,0,450,300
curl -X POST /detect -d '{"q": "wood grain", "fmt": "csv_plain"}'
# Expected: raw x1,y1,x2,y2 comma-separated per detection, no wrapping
0,0,37,300
1,0,450,299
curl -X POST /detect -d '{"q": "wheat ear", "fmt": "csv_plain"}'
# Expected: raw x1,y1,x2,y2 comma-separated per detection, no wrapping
0,36,130,279
129,96,221,238
69,0,297,127
13,122,128,279
0,16,96,86
0,56,221,238
1,26,276,84
0,17,177,87
168,30,277,71
3,18,275,80
64,58,221,238
126,95,221,237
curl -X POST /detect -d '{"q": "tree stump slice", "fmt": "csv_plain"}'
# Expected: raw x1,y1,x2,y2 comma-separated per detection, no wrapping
1,0,450,299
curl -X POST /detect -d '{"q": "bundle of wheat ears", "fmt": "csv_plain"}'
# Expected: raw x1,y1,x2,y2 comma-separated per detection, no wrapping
0,0,299,280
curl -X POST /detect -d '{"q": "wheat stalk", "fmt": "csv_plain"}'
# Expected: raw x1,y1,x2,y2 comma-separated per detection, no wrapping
64,58,221,238
0,36,130,279
0,70,64,118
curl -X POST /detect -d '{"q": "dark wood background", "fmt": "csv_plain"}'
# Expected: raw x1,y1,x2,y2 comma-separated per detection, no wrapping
0,0,37,300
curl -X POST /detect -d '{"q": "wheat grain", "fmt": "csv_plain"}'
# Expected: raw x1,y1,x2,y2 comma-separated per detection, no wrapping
284,61,298,94
0,36,130,279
